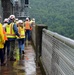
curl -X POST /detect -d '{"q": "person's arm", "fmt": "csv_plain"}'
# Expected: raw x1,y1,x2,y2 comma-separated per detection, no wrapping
13,23,20,37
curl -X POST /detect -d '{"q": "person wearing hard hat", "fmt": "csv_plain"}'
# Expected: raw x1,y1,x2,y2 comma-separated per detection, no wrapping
3,18,9,59
6,15,20,61
15,18,18,22
15,18,19,25
32,18,35,26
24,17,31,44
30,18,35,26
0,16,5,66
30,18,35,32
17,20,25,59
3,18,8,27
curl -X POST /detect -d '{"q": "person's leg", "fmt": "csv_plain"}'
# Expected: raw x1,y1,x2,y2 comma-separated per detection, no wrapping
18,39,22,54
25,30,28,41
3,41,6,56
18,39,21,50
6,40,10,57
21,39,25,54
0,49,5,65
18,39,22,59
10,40,16,61
27,30,31,41
25,30,29,46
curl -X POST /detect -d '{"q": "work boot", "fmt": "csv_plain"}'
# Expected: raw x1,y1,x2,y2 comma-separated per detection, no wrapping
1,60,6,66
10,57,16,61
22,51,25,54
1,63,6,66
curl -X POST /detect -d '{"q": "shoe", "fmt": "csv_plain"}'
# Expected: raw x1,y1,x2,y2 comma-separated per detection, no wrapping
22,51,25,54
10,58,16,61
1,62,6,66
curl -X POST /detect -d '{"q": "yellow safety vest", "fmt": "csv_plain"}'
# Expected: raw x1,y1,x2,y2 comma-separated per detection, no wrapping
17,27,25,39
0,38,1,42
6,23,16,38
0,28,6,42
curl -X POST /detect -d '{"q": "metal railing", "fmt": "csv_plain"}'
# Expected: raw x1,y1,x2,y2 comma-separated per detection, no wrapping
41,29,74,75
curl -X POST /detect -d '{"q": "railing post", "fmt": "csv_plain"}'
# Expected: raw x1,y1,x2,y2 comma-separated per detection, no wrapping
36,24,48,64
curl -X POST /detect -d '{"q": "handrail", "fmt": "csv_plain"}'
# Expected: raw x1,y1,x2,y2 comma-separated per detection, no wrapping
43,29,74,48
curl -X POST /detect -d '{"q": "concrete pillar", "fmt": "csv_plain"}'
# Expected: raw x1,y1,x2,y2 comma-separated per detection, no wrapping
31,24,48,64
0,0,3,22
1,0,13,19
17,0,29,20
35,24,48,63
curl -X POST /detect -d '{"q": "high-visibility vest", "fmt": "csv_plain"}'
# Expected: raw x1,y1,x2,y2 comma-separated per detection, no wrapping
0,28,7,42
25,21,30,30
6,23,16,38
3,28,8,41
17,27,25,39
0,23,5,48
0,37,2,42
30,27,32,30
0,38,1,42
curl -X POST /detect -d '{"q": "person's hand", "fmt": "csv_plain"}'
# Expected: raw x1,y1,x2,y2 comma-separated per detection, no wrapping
19,35,21,38
2,41,5,44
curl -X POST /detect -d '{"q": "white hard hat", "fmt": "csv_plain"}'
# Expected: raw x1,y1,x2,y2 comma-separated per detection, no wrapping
32,18,35,21
9,15,15,19
15,18,18,21
17,20,23,24
4,18,8,22
26,17,29,20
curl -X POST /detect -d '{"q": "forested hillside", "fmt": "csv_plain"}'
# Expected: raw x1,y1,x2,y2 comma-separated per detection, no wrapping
30,0,74,39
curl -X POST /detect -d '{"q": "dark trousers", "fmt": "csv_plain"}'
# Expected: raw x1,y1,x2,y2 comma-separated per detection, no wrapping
10,40,16,59
0,49,4,64
25,30,31,41
3,40,10,57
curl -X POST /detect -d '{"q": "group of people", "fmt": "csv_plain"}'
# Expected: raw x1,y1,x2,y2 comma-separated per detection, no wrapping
0,15,35,66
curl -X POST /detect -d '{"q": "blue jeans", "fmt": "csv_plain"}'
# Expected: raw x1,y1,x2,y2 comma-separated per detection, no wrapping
25,30,31,41
18,38,25,55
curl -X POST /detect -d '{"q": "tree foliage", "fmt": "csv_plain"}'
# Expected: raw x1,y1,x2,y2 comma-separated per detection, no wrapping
30,0,74,39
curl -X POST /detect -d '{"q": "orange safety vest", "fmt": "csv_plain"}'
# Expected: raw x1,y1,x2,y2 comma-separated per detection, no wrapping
30,27,32,30
3,28,8,41
25,21,30,30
